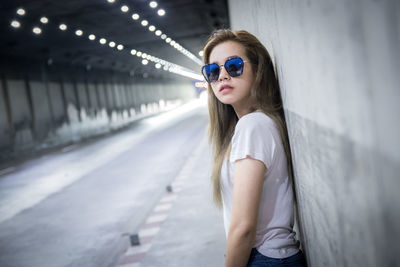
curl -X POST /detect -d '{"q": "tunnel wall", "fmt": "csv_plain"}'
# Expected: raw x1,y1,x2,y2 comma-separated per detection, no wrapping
228,0,400,266
0,72,196,162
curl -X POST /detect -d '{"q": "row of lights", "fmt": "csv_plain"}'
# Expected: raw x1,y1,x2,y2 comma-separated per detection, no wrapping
148,1,166,16
10,8,203,81
13,6,204,58
106,0,203,66
107,0,166,16
128,49,202,80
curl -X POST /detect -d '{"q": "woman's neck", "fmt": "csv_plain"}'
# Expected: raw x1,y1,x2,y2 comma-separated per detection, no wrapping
233,105,258,119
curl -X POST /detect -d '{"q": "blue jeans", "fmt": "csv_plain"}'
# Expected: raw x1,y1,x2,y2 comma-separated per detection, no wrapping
247,248,307,267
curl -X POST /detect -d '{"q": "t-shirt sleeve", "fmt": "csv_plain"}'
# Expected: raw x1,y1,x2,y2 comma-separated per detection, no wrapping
229,115,276,170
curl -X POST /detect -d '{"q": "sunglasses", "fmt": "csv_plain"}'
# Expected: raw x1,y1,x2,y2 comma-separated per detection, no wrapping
201,57,248,83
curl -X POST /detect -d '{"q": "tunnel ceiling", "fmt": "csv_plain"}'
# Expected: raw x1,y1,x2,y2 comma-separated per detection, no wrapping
0,0,229,80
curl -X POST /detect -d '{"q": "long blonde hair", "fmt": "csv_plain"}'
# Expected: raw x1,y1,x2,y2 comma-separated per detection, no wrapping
203,29,294,207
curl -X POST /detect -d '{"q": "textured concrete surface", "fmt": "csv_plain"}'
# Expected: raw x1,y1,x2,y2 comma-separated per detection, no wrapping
0,81,10,145
48,82,65,122
229,0,400,266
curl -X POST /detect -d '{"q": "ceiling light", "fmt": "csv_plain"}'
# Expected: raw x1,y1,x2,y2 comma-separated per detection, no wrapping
16,8,26,16
170,40,176,46
11,20,21,28
155,63,161,69
142,53,147,58
121,5,129,12
137,51,142,57
107,0,115,3
147,55,151,60
89,34,96,40
40,17,48,24
155,30,162,36
148,25,156,31
142,59,148,65
165,37,171,43
99,38,107,44
163,65,168,71
59,24,67,30
161,34,167,39
75,29,83,36
141,20,148,26
132,13,139,20
130,49,137,55
33,27,42,35
149,1,158,8
117,44,124,50
109,41,116,47
157,9,165,16
199,51,204,57
174,43,179,48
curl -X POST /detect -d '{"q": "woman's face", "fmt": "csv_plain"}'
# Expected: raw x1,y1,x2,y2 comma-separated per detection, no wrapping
208,41,256,111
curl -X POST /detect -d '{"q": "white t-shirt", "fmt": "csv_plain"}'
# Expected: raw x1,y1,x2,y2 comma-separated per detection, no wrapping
220,111,300,259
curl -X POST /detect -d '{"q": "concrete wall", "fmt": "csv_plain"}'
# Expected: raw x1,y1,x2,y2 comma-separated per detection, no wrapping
0,73,196,162
228,0,400,266
30,81,52,140
0,80,11,150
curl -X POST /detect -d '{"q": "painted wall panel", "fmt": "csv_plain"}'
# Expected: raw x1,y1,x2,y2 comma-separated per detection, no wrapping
48,82,65,123
7,79,31,128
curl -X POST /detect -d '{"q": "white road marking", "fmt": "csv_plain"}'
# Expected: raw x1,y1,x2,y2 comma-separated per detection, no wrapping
145,214,168,224
119,262,141,267
126,244,152,256
139,226,160,237
159,194,177,203
154,203,172,212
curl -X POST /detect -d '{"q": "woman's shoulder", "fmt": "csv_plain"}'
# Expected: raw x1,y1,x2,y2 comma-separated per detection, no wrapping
236,111,275,129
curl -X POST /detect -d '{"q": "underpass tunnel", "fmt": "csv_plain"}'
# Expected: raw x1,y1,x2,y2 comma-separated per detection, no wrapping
0,1,399,267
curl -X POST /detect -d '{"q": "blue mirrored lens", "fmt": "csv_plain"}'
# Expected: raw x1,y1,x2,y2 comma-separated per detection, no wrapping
225,57,244,77
202,63,220,82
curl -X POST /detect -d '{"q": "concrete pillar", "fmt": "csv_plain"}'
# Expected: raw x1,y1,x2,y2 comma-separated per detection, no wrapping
29,80,52,140
0,75,13,149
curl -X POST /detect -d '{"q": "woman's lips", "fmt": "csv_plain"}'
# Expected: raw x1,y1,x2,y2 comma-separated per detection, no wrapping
219,85,233,94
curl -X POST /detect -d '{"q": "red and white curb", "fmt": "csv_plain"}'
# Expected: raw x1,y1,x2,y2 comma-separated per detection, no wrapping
115,135,206,267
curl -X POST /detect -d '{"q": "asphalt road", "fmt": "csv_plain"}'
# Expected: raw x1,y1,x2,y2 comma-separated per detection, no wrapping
0,100,224,267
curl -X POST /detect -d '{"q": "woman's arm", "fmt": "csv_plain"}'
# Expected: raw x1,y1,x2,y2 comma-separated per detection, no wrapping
225,156,266,267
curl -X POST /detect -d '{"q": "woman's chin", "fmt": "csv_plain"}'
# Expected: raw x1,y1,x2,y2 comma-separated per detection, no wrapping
217,96,236,105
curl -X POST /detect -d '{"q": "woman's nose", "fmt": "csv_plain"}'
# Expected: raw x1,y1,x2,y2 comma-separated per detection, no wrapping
218,66,230,81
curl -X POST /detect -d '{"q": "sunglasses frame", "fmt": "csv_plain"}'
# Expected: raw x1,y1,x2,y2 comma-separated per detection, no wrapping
201,56,248,83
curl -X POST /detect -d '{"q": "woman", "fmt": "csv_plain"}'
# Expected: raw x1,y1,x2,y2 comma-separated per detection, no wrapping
201,29,307,267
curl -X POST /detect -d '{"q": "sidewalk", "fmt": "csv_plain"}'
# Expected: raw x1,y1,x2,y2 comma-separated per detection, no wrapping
115,130,226,267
